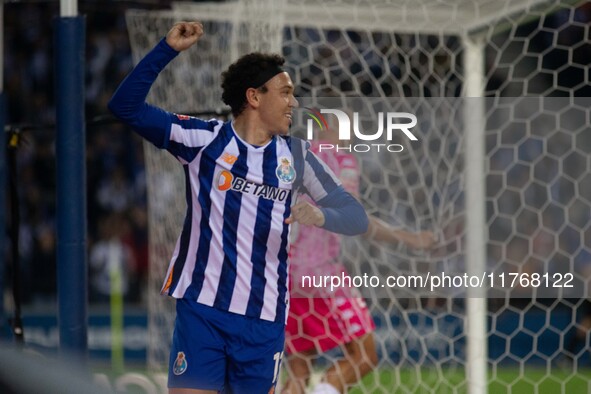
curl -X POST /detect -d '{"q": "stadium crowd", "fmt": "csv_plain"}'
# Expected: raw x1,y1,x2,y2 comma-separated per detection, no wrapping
3,1,162,305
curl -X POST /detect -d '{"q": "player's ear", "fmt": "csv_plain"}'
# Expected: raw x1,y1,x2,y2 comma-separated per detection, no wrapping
245,87,260,109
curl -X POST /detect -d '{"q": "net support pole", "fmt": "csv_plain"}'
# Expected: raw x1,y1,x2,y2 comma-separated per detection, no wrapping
55,6,87,358
0,0,8,340
462,34,488,394
60,0,77,17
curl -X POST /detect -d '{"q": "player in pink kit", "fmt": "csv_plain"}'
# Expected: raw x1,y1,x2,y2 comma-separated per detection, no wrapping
284,126,435,394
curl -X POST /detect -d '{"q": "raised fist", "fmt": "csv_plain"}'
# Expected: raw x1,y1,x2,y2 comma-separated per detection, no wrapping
165,21,204,52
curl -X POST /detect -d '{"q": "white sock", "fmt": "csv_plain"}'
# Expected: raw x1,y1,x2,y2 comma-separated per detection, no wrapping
310,382,340,394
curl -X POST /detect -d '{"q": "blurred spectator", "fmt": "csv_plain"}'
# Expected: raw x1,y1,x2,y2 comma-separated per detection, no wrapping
89,213,137,304
95,164,135,214
30,224,57,304
123,205,150,304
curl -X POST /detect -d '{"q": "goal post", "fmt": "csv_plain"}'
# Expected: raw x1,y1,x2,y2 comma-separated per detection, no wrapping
125,1,591,392
463,34,487,394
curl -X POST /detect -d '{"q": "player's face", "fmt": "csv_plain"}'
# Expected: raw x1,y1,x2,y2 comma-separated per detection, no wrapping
258,72,299,135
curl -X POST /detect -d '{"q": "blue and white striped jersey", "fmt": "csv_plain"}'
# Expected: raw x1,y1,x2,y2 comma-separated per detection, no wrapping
109,38,368,323
159,117,349,322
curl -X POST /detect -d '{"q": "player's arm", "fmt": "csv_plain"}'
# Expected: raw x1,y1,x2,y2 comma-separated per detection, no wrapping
107,22,203,148
317,187,368,235
365,216,435,249
287,143,368,235
287,187,368,236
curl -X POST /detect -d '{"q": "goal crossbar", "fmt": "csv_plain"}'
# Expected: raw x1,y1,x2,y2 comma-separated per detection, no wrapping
170,0,575,35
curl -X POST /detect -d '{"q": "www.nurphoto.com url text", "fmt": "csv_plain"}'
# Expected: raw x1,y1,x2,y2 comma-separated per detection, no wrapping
300,272,575,293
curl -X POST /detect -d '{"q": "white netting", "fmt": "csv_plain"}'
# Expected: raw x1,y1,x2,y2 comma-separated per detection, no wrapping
125,1,591,392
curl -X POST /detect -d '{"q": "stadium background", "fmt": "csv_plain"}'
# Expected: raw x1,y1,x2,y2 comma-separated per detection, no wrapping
1,1,591,393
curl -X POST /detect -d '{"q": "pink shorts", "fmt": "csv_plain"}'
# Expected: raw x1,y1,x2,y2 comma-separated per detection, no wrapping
285,294,376,354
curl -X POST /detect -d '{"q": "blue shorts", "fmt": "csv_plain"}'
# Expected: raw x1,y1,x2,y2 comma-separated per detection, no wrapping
168,299,285,393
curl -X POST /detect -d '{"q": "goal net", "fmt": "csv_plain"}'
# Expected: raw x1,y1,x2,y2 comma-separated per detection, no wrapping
125,1,591,392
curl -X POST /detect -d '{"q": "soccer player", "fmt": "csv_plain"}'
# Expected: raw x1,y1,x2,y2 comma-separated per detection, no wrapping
108,22,369,394
283,120,435,394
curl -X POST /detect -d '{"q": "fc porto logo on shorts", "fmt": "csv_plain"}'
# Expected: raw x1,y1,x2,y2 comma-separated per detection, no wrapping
173,351,188,375
276,157,296,184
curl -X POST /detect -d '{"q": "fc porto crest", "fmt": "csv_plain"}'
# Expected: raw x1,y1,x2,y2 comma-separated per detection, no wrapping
173,351,188,375
276,156,296,184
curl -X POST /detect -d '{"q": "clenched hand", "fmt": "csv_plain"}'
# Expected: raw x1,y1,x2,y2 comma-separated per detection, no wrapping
285,201,325,227
166,21,204,52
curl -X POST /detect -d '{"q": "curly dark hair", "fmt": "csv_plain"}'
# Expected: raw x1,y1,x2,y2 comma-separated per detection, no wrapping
221,52,286,117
